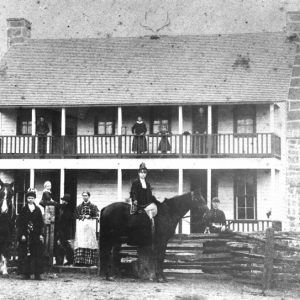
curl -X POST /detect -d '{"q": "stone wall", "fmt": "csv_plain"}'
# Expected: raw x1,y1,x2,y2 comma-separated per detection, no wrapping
286,12,300,230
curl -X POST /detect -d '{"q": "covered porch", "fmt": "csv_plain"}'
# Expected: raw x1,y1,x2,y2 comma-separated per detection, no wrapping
0,103,282,159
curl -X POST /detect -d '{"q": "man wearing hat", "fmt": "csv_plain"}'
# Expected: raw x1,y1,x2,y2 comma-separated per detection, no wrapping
130,163,158,218
17,188,44,280
203,197,226,233
54,193,74,266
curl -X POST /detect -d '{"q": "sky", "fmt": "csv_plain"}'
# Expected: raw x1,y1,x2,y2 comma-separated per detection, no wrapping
0,0,300,56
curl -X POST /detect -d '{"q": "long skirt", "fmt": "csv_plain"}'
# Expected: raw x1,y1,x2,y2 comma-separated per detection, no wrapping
74,219,98,266
158,136,171,153
132,136,147,153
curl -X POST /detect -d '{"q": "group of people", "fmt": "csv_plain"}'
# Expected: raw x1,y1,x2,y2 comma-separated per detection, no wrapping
132,116,171,154
17,182,99,280
16,163,226,280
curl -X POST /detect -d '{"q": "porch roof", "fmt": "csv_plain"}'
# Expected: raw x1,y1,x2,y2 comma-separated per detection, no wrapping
0,32,296,107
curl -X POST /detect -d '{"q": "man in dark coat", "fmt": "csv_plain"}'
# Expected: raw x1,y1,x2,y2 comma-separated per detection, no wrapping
17,189,44,280
55,193,74,265
203,197,226,233
36,116,50,156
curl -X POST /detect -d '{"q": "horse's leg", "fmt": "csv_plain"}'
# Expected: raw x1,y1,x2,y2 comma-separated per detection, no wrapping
155,240,168,283
99,237,115,280
112,243,122,277
1,254,8,277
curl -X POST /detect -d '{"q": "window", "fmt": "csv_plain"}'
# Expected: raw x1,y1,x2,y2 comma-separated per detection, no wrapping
150,107,171,134
153,119,169,134
94,109,115,135
17,110,32,135
234,171,256,219
96,121,113,135
234,105,256,134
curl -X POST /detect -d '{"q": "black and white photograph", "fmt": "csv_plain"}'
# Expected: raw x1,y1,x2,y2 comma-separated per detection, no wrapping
1,0,300,299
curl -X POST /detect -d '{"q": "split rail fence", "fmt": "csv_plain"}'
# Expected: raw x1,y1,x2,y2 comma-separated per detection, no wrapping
119,229,300,290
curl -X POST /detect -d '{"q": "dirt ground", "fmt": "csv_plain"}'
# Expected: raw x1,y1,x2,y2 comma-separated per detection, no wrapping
1,272,300,300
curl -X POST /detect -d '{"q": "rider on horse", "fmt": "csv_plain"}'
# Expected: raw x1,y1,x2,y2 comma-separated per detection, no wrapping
130,163,158,218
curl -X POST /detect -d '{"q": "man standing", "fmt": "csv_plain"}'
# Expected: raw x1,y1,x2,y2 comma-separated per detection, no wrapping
55,193,74,266
36,116,50,156
203,197,226,233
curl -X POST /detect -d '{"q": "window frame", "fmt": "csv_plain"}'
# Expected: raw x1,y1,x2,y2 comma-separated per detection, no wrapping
234,170,257,220
17,110,32,135
149,107,172,134
233,105,256,135
94,109,116,136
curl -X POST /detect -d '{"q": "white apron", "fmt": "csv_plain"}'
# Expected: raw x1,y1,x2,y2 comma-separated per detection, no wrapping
74,219,98,250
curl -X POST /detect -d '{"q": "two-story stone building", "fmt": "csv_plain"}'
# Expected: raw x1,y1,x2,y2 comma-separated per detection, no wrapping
0,13,299,233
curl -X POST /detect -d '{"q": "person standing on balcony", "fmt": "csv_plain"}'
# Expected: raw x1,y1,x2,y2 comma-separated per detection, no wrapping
17,189,44,280
36,116,50,157
158,124,171,154
203,197,226,233
74,191,99,266
130,163,158,219
132,116,147,154
54,193,74,266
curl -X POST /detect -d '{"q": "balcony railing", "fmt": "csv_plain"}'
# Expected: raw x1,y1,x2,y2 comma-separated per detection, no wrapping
226,219,282,232
0,133,281,158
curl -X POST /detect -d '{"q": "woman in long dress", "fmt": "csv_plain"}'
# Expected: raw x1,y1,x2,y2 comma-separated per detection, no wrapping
132,116,147,154
74,191,99,266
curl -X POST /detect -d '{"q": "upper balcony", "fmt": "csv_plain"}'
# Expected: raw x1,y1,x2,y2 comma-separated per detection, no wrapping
0,132,281,159
0,103,283,160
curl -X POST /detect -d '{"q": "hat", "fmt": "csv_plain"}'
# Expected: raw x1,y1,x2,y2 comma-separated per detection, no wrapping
138,162,148,172
26,188,36,199
212,197,220,203
61,193,71,202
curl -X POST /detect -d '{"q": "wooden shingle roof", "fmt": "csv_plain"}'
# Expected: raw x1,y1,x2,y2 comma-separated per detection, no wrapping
0,32,296,107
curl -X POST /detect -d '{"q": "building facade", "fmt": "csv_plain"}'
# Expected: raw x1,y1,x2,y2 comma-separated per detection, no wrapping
0,14,299,233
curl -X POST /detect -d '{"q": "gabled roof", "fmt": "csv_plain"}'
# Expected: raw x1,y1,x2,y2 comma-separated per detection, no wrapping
0,32,296,107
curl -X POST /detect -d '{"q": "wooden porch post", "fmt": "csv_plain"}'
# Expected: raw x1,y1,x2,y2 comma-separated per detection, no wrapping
207,105,212,157
117,168,122,202
270,103,275,133
178,106,183,134
176,168,183,234
270,168,275,219
117,107,122,156
32,108,36,135
30,168,35,188
178,106,183,157
117,107,122,135
207,168,212,209
31,108,36,154
60,169,65,203
61,108,66,136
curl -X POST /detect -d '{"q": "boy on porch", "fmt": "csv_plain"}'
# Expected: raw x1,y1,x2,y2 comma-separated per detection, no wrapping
203,197,226,233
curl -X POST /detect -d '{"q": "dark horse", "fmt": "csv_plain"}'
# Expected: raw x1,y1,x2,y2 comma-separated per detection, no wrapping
0,179,14,277
99,191,207,282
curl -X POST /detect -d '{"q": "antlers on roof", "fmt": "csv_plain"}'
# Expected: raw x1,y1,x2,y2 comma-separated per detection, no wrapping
140,12,170,33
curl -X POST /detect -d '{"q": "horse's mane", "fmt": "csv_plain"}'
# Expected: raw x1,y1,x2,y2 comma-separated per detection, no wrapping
162,192,192,217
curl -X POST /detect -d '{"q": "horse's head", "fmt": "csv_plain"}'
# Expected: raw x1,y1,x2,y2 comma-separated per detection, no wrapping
0,179,15,218
190,189,209,213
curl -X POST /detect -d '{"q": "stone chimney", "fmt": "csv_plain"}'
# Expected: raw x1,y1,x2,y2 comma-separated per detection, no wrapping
7,18,31,47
